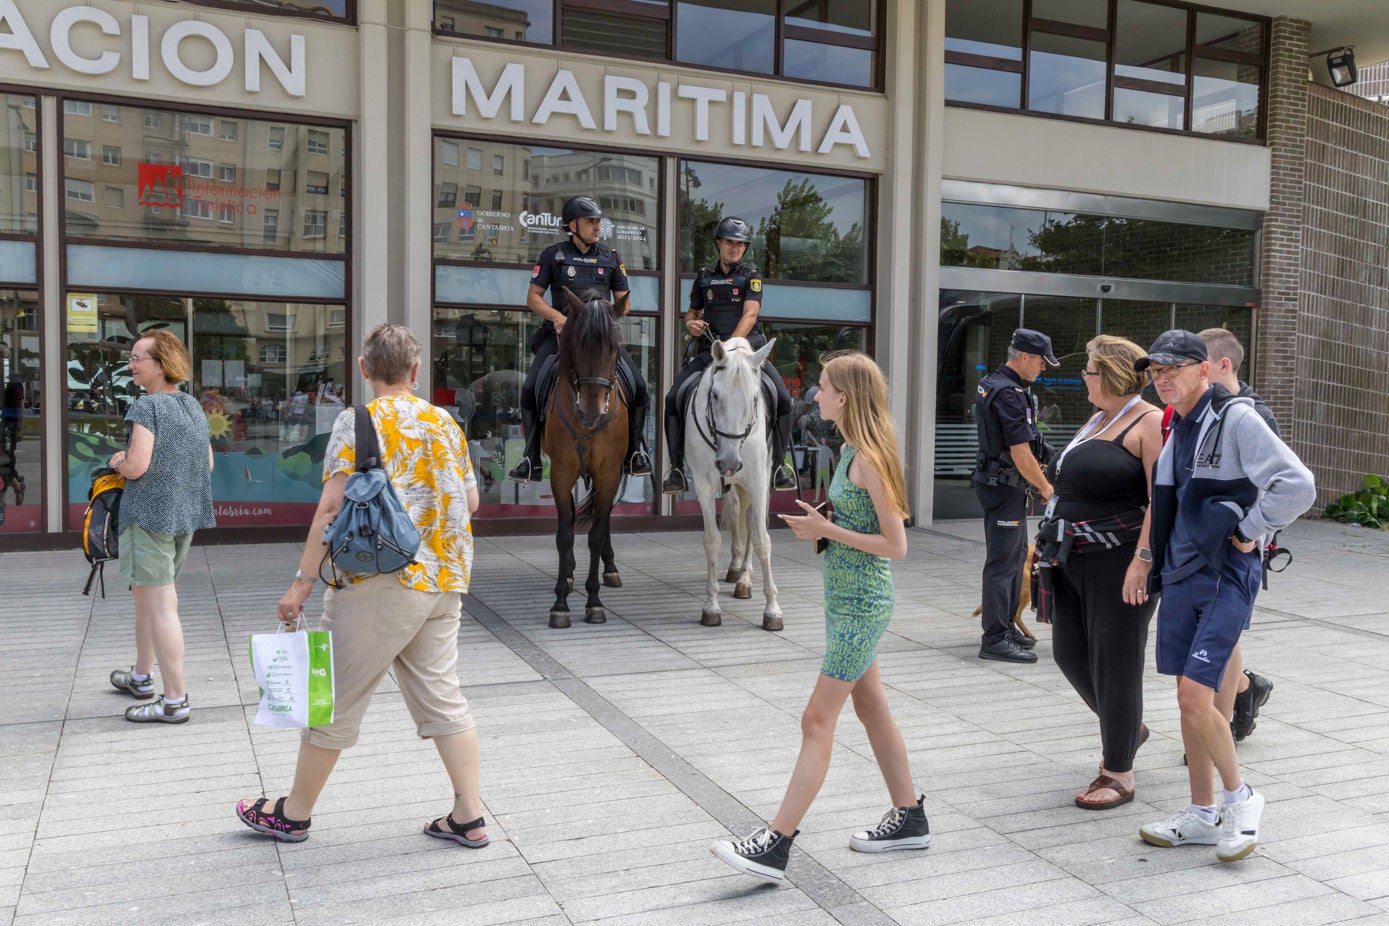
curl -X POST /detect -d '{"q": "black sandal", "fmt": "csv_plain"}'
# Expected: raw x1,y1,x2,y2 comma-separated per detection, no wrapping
237,796,312,843
424,813,489,848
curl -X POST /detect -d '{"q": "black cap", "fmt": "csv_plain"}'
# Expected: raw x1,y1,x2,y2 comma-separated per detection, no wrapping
1133,329,1208,371
1011,328,1059,367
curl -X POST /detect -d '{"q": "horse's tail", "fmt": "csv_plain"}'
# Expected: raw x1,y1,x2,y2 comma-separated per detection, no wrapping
574,477,595,532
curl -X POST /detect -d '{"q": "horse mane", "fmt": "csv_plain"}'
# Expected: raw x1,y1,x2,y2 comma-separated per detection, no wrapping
558,298,620,370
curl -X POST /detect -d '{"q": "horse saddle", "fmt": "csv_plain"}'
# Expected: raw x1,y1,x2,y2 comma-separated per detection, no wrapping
535,353,637,425
677,364,777,436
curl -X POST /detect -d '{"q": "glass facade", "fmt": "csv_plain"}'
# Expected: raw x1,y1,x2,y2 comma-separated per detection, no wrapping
185,0,353,20
944,0,1267,140
1,93,38,533
434,0,881,89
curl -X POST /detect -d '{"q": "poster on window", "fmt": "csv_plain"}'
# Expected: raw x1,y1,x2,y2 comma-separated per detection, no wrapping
67,294,98,338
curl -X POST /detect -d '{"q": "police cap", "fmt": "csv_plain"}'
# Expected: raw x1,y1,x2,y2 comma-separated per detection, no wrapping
1011,328,1059,367
1133,329,1208,371
714,216,752,243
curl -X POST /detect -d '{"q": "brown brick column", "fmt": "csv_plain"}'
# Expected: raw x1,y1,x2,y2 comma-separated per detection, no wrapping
1255,17,1310,431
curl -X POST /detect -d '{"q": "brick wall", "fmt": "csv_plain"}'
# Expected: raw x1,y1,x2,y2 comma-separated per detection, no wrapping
1353,61,1389,104
1296,83,1389,505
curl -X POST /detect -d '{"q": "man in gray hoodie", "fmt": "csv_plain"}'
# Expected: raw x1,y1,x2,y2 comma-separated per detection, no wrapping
1132,331,1315,864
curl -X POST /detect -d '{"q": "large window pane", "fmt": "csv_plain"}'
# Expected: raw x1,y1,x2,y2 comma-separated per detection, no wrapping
1029,33,1107,119
1,289,40,532
435,0,551,42
1033,0,1107,28
434,140,660,271
672,321,867,514
66,295,347,529
679,161,868,284
1113,0,1186,130
946,0,1022,60
945,65,1022,108
562,7,667,59
677,1,774,73
782,40,872,88
1,93,39,234
62,103,346,253
786,0,872,36
431,307,656,517
1194,13,1264,56
1103,218,1256,285
1192,58,1261,138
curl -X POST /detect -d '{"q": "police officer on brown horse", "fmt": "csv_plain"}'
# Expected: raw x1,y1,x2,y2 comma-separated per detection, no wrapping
661,216,796,494
510,195,652,482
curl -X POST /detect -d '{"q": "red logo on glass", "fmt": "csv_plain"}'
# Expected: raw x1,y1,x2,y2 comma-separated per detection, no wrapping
137,163,183,208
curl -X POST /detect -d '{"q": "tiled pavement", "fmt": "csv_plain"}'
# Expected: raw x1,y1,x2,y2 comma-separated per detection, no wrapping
2,517,1388,926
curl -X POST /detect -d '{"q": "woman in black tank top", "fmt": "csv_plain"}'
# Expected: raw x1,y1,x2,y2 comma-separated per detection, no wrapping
1044,335,1162,810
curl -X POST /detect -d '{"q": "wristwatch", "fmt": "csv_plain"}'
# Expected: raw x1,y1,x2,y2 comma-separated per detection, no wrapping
1134,547,1153,562
294,568,314,585
1233,527,1253,545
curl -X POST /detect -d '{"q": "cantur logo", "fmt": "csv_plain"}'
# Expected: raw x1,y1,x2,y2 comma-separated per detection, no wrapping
518,210,562,231
137,163,183,208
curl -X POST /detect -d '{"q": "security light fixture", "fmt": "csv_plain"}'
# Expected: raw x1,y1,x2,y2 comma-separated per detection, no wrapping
1325,46,1358,88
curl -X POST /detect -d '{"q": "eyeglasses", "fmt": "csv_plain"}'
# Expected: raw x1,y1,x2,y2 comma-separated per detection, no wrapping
1081,369,1100,378
1146,360,1200,382
128,353,151,365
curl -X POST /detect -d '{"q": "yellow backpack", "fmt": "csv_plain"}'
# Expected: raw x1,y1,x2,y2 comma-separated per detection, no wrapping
82,467,126,597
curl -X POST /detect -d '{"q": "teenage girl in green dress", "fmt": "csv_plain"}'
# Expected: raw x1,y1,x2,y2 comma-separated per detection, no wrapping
711,351,929,883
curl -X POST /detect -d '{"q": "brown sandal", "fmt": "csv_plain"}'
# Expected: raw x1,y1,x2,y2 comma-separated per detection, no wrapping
1075,774,1134,810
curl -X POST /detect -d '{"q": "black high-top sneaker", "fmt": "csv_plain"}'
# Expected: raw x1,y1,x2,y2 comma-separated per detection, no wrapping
710,826,796,883
849,795,931,852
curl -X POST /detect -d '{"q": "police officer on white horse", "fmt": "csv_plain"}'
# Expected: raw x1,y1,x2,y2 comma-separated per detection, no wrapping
509,195,652,483
661,216,796,494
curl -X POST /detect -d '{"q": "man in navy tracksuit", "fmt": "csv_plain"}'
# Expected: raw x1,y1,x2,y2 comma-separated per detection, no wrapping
1132,331,1314,863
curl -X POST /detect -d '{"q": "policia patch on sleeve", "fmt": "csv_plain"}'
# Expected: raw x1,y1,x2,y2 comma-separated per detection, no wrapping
750,279,761,292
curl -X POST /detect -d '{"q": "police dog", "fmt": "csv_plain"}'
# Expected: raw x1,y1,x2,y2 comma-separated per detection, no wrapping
971,543,1036,641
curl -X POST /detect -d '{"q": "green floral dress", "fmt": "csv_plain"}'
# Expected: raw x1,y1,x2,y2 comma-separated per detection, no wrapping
821,445,895,681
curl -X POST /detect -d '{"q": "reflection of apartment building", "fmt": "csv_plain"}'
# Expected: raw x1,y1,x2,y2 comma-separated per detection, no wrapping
241,303,347,379
59,104,346,253
433,0,531,41
530,152,660,269
432,137,528,259
2,96,39,232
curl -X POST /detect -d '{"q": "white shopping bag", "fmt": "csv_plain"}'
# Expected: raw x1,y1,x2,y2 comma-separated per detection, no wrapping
248,623,335,728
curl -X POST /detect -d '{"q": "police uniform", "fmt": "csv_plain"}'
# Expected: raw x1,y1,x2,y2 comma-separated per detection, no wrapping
973,360,1047,653
662,261,794,490
514,238,649,473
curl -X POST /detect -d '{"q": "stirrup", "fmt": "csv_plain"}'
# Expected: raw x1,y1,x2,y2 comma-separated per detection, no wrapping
508,457,541,482
772,463,797,491
627,449,653,478
661,468,687,495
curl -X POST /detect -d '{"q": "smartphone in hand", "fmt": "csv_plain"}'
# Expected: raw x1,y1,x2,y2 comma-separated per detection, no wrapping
813,501,832,554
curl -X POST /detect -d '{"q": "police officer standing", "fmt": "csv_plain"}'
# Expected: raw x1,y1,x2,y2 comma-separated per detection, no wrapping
974,328,1058,664
509,195,652,482
661,217,796,494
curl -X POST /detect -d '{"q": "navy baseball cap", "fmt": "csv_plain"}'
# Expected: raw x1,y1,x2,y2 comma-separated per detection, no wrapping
1133,330,1208,371
1011,328,1059,367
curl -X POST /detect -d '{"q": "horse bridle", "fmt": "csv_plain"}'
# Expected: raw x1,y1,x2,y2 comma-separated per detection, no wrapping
697,361,761,453
569,367,618,421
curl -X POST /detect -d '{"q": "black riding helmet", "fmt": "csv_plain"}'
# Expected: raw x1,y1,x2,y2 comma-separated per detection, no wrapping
713,216,752,243
562,195,603,233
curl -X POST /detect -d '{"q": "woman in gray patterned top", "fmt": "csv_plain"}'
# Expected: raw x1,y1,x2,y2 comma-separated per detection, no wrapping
106,330,215,724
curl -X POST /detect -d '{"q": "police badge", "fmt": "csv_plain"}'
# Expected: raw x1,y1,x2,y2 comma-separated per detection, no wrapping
567,266,576,278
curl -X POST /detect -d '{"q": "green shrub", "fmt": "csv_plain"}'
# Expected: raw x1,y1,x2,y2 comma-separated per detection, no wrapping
1324,474,1389,529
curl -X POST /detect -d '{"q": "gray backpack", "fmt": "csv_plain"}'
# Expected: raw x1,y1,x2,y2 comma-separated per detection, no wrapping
322,404,421,586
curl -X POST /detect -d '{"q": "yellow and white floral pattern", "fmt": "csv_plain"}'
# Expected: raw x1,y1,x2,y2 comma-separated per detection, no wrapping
324,396,476,593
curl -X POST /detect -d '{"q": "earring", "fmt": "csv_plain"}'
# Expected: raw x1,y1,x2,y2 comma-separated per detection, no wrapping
410,381,419,392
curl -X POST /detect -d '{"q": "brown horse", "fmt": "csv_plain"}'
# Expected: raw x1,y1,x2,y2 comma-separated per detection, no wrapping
544,287,631,628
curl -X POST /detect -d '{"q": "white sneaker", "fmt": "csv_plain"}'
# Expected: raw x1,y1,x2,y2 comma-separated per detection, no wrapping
1139,808,1221,848
1216,788,1265,862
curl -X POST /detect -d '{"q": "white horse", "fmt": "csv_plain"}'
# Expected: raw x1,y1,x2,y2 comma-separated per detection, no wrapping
685,337,783,632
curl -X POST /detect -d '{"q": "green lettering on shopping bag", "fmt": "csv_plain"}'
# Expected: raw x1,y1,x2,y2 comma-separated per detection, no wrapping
304,629,335,726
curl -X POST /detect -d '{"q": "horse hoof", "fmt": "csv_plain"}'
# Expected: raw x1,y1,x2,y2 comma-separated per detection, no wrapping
700,611,722,627
734,582,752,600
722,569,740,584
762,614,784,632
566,577,574,592
602,572,623,588
549,612,571,629
584,607,607,624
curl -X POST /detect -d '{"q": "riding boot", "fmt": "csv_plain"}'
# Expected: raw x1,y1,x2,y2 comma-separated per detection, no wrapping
771,411,797,491
626,402,653,478
508,408,543,482
661,410,687,494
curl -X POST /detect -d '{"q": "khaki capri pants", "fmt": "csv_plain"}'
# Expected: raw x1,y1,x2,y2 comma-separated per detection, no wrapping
303,573,475,750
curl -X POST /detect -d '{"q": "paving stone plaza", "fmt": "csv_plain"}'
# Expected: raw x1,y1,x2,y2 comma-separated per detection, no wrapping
3,517,1388,926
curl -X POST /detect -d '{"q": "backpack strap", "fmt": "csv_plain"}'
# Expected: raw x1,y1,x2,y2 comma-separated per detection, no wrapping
353,404,382,472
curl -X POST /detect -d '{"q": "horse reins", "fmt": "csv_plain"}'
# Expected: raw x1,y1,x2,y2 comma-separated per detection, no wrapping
695,362,761,453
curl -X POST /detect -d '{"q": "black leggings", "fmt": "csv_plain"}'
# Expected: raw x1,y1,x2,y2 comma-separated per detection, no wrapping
662,352,792,419
1049,543,1157,774
521,332,648,413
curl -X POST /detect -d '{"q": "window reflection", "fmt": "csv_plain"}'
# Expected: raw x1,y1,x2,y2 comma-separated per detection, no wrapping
945,66,1022,108
676,1,774,73
1113,0,1186,129
65,294,348,529
679,160,867,284
564,7,668,58
434,140,660,272
1032,0,1107,28
1192,59,1261,137
432,307,656,516
1,288,39,532
60,102,347,254
435,0,551,42
783,40,872,88
1,93,39,233
1028,33,1107,119
185,0,350,18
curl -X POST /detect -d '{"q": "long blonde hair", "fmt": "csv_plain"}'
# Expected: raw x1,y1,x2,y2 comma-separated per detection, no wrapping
821,351,910,519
